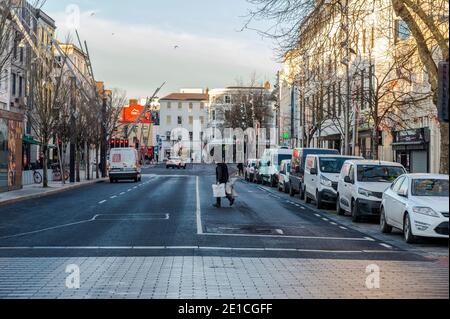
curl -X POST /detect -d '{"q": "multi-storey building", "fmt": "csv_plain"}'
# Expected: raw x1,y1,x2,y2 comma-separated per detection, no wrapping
159,89,209,162
279,0,448,173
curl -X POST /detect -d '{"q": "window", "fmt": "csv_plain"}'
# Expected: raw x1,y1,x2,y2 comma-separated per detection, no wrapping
211,110,216,121
189,103,193,112
395,20,411,42
19,76,23,97
225,95,231,104
200,102,205,110
167,102,171,109
0,119,8,190
189,116,193,125
11,73,16,96
177,116,182,125
392,177,405,192
200,116,204,125
166,116,172,125
178,102,182,109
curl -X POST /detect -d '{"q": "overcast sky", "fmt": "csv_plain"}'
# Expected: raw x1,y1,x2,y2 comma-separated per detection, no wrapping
42,0,280,99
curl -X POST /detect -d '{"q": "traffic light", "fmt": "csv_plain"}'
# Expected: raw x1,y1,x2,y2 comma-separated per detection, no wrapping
438,61,449,123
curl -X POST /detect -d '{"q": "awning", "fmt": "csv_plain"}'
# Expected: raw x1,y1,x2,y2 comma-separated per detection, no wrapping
22,135,40,145
22,135,57,149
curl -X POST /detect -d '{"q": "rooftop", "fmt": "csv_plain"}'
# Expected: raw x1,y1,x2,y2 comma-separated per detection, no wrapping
160,93,209,101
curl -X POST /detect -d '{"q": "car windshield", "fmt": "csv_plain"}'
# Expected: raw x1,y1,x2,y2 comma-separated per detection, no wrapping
412,179,449,197
278,154,292,165
319,157,354,173
357,165,405,182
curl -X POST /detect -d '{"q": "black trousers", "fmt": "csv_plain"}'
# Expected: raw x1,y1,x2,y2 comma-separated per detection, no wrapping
216,194,233,207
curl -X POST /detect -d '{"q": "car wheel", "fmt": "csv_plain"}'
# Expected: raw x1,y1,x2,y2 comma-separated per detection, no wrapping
316,191,323,209
305,192,311,204
404,213,417,244
109,177,114,183
380,207,393,234
299,186,305,200
351,200,361,223
284,183,289,194
336,195,345,215
289,185,295,197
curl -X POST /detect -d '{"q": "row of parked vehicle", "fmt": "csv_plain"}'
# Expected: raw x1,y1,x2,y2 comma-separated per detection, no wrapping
244,148,449,244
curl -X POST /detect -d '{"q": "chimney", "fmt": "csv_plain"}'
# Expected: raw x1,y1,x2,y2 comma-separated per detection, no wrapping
129,99,138,105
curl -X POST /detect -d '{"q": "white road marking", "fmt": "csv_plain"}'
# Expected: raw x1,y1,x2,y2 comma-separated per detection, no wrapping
315,214,321,217
98,200,107,204
110,195,117,199
330,222,338,226
119,192,125,195
322,218,329,222
0,215,97,240
196,176,203,235
300,207,306,210
380,243,393,249
0,246,403,254
201,232,373,242
339,226,348,230
364,237,376,242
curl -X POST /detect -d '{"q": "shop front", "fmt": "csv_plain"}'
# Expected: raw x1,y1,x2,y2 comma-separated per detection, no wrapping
392,128,430,173
0,110,24,193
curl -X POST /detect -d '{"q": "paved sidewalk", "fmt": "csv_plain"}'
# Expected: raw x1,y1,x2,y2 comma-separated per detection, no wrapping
0,256,447,299
0,178,107,206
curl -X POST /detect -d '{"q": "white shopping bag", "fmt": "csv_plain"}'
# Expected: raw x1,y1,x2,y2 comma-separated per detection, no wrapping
212,183,226,198
226,178,238,197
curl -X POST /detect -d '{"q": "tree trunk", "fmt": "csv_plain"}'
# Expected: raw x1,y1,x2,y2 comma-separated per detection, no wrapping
42,144,49,188
76,145,81,182
439,122,449,174
95,144,99,179
86,142,90,181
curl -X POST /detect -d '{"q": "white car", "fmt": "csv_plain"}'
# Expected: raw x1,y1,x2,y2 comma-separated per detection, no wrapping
303,155,363,209
380,174,449,243
337,160,407,222
261,148,293,187
278,160,291,193
166,157,186,169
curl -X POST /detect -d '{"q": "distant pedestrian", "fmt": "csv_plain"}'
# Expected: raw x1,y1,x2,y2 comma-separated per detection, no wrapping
213,161,235,208
237,163,244,177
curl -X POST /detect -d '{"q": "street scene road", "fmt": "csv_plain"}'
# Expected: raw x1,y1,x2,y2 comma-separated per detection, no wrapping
0,165,447,299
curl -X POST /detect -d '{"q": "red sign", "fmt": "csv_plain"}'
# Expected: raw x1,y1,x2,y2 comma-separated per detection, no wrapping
122,104,151,124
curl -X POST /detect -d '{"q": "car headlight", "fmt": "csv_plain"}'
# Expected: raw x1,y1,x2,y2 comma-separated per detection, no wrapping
359,188,375,198
412,207,440,218
320,175,333,187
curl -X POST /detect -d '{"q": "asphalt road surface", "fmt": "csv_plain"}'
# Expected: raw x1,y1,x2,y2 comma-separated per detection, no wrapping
0,164,448,299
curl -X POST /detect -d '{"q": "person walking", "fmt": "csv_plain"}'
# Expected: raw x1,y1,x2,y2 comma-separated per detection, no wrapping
213,161,235,208
237,163,244,177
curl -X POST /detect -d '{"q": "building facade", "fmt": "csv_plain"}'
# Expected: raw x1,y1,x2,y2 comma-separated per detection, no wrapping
159,90,209,162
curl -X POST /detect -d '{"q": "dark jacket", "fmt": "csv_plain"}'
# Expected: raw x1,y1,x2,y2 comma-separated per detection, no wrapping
216,163,229,184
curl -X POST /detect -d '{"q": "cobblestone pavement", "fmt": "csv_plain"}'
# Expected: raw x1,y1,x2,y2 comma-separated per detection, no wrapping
0,257,447,299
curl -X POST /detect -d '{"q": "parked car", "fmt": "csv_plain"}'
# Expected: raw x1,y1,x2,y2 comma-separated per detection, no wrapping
304,155,363,209
254,159,268,184
244,159,258,182
166,157,186,169
337,160,407,222
289,148,340,199
380,174,449,243
278,160,291,193
261,149,294,187
108,147,142,183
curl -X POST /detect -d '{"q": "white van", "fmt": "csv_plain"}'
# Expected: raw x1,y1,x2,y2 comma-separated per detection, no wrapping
337,160,406,222
261,148,293,187
108,148,142,183
304,155,363,209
